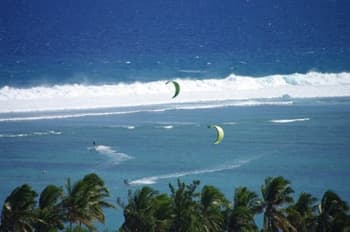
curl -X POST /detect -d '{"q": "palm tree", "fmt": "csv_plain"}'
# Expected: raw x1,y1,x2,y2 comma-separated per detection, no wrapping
82,174,115,225
118,186,172,232
64,225,92,232
62,178,91,229
35,184,65,231
0,184,38,232
198,185,228,232
118,186,158,232
168,179,201,232
151,193,172,232
62,173,114,230
261,176,295,232
227,187,262,232
317,190,350,232
286,192,318,232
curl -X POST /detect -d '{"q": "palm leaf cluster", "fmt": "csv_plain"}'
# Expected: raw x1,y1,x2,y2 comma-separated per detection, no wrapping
0,173,113,232
1,175,349,231
119,176,350,232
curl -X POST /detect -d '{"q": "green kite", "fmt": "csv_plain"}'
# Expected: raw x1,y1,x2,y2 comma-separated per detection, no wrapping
208,125,224,144
166,80,180,98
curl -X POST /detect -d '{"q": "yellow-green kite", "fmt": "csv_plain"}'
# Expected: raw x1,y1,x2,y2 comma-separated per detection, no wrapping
208,125,224,144
166,80,180,98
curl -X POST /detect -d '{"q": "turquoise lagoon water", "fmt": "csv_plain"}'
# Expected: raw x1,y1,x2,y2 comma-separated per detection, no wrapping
1,99,350,229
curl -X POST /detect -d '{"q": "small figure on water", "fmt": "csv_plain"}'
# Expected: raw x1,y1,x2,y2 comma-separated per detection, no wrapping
123,179,130,186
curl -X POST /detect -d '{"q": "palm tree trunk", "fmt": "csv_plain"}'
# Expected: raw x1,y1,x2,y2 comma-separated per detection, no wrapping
263,214,269,232
264,209,273,232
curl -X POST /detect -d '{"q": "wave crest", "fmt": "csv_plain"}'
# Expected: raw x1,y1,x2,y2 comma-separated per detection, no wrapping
0,72,349,113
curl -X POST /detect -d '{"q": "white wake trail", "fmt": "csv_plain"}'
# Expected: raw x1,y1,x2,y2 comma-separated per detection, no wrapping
92,145,133,165
129,159,251,185
270,118,310,123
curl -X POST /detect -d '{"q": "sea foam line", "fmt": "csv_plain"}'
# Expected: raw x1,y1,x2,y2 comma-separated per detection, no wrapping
0,109,168,122
0,101,291,122
223,122,237,125
157,125,174,129
0,130,61,138
129,159,251,185
0,71,349,113
270,118,310,123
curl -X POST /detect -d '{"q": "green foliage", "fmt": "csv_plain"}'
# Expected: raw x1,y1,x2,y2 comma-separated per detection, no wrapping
151,193,172,231
0,184,38,232
286,192,318,232
62,173,115,230
261,176,295,232
317,190,350,232
35,184,65,231
0,173,114,232
118,186,159,231
227,187,262,232
199,185,228,232
64,225,93,232
118,186,172,232
168,179,201,232
1,175,350,232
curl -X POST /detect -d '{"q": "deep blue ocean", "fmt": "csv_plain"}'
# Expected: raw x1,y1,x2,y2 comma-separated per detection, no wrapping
1,0,350,230
1,0,350,86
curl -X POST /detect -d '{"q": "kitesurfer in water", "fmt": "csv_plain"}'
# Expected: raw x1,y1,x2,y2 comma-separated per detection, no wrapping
124,179,130,186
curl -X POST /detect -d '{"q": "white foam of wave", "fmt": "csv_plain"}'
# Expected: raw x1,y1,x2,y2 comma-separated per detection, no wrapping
33,130,61,135
270,118,310,123
0,101,292,122
0,71,349,113
0,130,61,138
0,109,154,122
0,133,28,138
178,69,207,74
158,121,200,126
93,145,133,164
161,125,174,129
108,125,136,129
172,101,293,111
223,122,237,125
129,159,250,185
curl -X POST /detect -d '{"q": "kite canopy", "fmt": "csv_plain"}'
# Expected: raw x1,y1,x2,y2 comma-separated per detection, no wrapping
208,125,224,144
166,80,180,98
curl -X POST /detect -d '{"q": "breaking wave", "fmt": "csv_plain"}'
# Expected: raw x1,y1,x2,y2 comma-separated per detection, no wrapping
0,72,349,113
